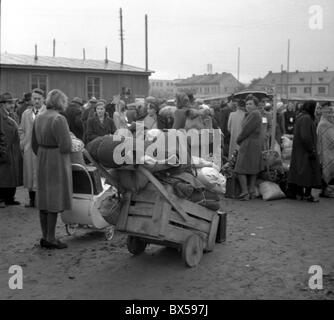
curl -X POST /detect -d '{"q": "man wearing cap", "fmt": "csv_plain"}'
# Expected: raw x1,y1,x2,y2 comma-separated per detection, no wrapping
65,97,84,140
0,93,23,208
16,92,33,124
19,88,46,208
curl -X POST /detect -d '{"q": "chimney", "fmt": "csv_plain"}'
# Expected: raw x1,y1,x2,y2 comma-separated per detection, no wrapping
268,70,272,74
145,14,148,71
296,70,299,73
105,47,108,63
53,39,56,57
34,44,38,61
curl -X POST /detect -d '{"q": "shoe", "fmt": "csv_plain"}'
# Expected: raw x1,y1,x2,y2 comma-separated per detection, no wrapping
296,195,304,201
5,200,21,206
0,202,6,208
40,238,47,248
238,193,250,201
43,240,68,250
304,195,319,203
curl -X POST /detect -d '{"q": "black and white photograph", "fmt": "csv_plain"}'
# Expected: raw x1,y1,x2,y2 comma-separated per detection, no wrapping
0,0,334,304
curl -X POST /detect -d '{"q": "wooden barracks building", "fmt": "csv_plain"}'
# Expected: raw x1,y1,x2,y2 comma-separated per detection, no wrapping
0,52,152,101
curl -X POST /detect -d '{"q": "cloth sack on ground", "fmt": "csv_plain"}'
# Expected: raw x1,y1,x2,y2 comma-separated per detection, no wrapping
196,167,226,194
96,188,121,225
259,181,286,201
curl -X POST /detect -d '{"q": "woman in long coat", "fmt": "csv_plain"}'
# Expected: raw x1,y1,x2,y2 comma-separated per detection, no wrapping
287,101,321,202
234,95,263,200
32,89,72,249
0,93,22,207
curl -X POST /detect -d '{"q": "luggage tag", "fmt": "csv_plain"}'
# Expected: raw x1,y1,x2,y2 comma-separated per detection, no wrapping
262,117,268,124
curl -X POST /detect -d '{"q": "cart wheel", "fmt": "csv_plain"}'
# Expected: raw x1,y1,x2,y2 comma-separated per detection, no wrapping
65,224,76,236
182,234,204,267
105,226,115,241
127,236,147,255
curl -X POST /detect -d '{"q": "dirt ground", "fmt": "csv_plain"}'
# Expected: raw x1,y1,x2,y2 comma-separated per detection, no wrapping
0,186,333,300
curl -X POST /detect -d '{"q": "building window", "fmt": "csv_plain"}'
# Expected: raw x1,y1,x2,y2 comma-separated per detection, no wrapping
304,87,311,94
31,74,48,93
87,77,101,99
318,87,326,94
300,78,305,82
319,77,323,82
290,87,297,94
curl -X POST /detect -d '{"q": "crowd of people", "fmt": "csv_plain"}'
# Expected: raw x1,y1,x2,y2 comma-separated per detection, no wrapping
0,87,333,249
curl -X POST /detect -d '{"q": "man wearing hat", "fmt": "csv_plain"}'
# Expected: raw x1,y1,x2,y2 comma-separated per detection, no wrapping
19,88,46,208
65,97,84,140
0,93,22,208
16,92,33,124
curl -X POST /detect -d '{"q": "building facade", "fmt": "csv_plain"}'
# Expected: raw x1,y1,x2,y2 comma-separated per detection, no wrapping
254,70,334,99
0,53,152,101
149,79,181,98
175,72,243,97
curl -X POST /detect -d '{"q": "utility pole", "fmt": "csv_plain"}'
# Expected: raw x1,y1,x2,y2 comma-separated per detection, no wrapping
280,64,283,96
145,14,148,71
237,47,240,81
83,48,86,61
120,8,124,65
53,38,56,57
286,39,290,101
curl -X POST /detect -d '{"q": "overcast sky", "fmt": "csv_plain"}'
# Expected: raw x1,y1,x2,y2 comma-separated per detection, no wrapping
1,0,334,82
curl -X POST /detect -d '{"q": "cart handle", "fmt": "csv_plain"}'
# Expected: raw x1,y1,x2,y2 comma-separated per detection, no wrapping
72,163,94,198
138,166,190,222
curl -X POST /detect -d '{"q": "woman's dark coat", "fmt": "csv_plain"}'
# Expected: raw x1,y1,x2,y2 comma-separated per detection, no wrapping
234,109,263,175
65,103,84,140
86,115,117,143
288,112,322,188
0,107,22,188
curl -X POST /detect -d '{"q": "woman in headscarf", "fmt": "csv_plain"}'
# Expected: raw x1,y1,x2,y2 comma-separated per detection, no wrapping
317,102,334,197
172,93,191,129
234,95,263,201
287,101,322,202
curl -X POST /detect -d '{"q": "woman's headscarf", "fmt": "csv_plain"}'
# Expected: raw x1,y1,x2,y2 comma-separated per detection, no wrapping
301,101,317,120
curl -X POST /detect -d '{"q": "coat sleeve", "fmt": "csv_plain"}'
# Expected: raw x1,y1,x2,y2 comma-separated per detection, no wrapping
237,111,261,145
86,118,99,143
173,109,186,129
109,118,117,134
300,116,316,154
227,113,232,133
53,115,72,154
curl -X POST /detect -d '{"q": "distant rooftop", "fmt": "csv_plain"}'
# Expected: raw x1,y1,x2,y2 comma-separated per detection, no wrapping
259,70,334,85
176,72,240,86
0,52,153,75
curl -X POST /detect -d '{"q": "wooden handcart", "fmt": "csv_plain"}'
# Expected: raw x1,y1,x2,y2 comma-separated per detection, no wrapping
84,150,225,267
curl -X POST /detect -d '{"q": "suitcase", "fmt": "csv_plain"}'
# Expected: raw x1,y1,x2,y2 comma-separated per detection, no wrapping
224,176,241,199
